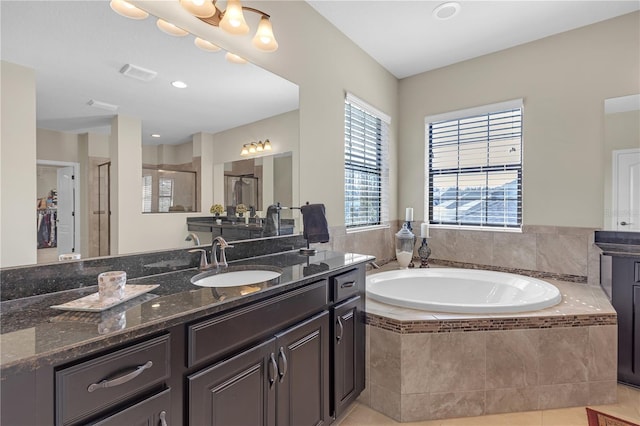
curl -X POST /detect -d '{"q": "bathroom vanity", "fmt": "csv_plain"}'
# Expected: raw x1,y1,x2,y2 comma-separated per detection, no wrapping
0,248,370,425
596,231,640,388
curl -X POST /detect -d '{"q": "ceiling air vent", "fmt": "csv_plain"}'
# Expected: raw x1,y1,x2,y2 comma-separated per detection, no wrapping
87,99,118,112
119,64,158,82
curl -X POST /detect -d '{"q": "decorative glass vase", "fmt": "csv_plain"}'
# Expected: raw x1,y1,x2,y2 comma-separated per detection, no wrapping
395,223,415,269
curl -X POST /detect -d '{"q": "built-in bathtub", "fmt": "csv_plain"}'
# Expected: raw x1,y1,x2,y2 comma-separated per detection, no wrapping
361,265,618,422
366,268,562,314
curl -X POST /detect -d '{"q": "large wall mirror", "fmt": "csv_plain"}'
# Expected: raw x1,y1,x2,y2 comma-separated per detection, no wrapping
1,1,299,266
603,94,640,231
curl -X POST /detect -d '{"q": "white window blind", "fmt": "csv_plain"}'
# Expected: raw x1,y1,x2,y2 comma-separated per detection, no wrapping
426,100,523,228
344,93,390,228
142,175,152,213
158,177,174,212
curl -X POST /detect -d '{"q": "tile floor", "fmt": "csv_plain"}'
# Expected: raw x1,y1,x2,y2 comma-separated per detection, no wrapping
337,384,640,426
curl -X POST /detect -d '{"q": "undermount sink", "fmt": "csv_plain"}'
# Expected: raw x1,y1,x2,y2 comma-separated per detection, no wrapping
191,269,282,288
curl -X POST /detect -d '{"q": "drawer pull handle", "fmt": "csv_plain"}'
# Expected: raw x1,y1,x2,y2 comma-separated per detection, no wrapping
336,317,344,343
277,347,288,383
268,353,277,389
87,360,153,392
159,410,168,426
340,281,356,289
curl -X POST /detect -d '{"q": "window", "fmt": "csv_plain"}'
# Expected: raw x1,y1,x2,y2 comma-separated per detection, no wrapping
426,99,522,229
158,177,174,212
344,93,390,228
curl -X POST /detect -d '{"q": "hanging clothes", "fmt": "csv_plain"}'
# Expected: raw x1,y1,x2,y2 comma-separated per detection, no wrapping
37,209,57,248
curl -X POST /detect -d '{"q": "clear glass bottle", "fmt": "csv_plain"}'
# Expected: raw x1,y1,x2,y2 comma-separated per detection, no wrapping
395,223,415,269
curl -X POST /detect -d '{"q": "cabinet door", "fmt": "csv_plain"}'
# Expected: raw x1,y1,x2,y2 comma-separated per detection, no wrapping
188,338,276,426
275,311,330,426
333,296,364,419
91,388,170,426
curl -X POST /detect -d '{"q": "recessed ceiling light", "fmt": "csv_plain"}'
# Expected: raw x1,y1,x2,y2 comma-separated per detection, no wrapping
171,81,188,89
433,2,461,20
151,134,161,138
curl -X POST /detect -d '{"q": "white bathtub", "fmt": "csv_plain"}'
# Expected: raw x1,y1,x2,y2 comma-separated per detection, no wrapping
366,268,562,314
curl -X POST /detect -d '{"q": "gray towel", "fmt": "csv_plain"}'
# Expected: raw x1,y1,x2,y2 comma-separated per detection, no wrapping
300,204,330,243
262,204,279,237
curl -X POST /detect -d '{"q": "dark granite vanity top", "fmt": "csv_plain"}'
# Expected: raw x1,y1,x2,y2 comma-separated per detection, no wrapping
595,231,640,256
0,250,372,373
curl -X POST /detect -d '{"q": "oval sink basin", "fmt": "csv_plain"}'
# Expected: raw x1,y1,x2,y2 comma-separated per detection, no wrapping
191,270,282,288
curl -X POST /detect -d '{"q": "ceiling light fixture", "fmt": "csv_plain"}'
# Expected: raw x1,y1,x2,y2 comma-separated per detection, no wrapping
109,0,148,20
433,2,461,20
151,134,161,138
111,0,278,64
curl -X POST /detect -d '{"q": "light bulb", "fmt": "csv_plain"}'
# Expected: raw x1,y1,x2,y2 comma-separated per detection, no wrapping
252,17,278,52
194,37,221,52
157,19,189,37
249,143,257,154
264,139,272,151
240,145,249,156
225,52,247,64
219,0,249,35
256,141,264,152
110,0,149,19
180,0,216,18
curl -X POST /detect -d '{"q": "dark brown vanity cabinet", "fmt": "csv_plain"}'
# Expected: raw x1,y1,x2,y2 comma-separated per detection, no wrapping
188,311,331,426
55,334,171,426
330,268,366,420
611,256,640,387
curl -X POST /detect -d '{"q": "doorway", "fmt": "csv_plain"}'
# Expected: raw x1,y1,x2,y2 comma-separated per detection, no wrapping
612,148,640,231
36,160,80,263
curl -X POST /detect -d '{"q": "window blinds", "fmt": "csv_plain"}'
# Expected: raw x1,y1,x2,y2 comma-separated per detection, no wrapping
345,93,390,228
427,102,522,228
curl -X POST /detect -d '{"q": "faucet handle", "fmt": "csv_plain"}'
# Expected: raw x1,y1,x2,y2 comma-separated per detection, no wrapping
189,249,209,270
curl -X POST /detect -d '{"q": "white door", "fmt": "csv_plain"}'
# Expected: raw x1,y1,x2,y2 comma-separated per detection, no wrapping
613,148,640,231
57,166,75,255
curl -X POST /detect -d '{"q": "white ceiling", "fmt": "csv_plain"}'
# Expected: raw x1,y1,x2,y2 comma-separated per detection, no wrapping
2,1,638,147
0,1,299,146
308,0,640,79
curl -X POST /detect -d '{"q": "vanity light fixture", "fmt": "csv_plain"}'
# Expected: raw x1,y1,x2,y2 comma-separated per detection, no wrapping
111,0,278,64
109,0,148,20
151,134,161,138
240,139,271,156
156,18,189,36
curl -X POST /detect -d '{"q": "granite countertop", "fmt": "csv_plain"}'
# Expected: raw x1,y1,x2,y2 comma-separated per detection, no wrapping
0,250,372,372
595,230,640,256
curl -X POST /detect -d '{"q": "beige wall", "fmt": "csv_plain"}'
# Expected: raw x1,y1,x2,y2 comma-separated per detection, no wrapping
398,12,640,228
1,61,37,267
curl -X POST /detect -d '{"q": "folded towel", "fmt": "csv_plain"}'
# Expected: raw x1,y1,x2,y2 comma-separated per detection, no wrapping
262,204,279,237
300,203,330,244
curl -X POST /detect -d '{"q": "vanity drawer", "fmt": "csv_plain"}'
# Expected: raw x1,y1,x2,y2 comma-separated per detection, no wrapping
331,268,361,302
55,334,170,426
188,280,328,367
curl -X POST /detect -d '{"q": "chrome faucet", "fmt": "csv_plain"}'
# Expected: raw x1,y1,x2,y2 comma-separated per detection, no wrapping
185,233,201,246
211,236,234,268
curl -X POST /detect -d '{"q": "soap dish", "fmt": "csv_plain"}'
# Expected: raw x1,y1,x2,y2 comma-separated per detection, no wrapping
51,284,159,312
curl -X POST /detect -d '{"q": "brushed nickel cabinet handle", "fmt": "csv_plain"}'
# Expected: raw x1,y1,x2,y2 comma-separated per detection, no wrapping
340,281,356,288
268,353,277,389
277,347,288,383
159,410,168,426
87,360,153,392
336,317,344,343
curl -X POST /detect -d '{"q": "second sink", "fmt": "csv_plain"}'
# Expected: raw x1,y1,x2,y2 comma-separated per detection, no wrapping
191,269,282,288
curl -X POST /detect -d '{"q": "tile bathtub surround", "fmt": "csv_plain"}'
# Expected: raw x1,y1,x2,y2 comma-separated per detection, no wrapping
362,267,618,422
0,234,308,301
424,225,602,285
